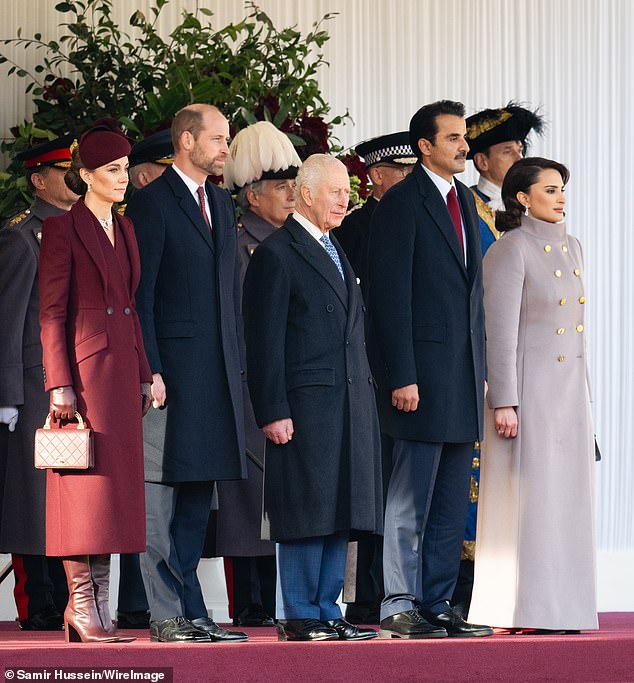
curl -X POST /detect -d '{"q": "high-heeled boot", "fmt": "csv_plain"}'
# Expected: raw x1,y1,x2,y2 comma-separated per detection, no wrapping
90,554,135,643
62,557,119,643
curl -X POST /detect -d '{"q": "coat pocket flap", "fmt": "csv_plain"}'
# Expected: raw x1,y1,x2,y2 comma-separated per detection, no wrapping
286,367,335,390
155,320,195,339
413,323,446,343
73,331,108,365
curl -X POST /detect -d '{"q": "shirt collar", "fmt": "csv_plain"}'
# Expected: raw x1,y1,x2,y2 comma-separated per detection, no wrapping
172,163,205,198
477,176,504,211
293,210,324,243
421,162,455,201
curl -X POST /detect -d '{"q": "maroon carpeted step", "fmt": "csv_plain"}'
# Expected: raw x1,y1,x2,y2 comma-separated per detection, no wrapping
0,614,632,682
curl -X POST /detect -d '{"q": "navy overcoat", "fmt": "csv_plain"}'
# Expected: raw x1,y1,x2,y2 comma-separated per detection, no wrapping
367,163,485,443
126,167,246,483
243,216,383,542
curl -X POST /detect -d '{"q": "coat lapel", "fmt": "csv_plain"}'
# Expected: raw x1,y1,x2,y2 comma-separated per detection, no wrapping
285,217,348,310
457,180,482,284
163,167,214,252
414,165,468,277
333,232,360,331
114,212,141,296
71,199,108,293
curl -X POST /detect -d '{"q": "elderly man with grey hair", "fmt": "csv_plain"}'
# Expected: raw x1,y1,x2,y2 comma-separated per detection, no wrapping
243,154,383,642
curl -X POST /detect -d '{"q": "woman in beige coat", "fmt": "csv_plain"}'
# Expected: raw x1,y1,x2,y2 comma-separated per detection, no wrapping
468,158,598,633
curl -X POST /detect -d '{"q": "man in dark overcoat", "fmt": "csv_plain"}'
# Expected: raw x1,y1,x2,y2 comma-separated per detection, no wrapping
368,100,492,639
0,137,78,629
125,104,247,644
243,154,383,643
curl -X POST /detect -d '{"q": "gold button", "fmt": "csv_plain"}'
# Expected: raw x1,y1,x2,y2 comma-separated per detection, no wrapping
576,324,584,332
544,244,552,253
574,268,581,276
560,297,567,305
562,244,568,253
558,355,566,362
579,296,585,304
557,327,565,335
554,269,562,278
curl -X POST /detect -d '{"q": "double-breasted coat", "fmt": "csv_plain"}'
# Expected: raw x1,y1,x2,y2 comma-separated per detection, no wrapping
125,166,246,483
468,216,597,629
367,163,485,444
0,198,63,554
243,216,383,542
214,210,276,556
39,199,152,555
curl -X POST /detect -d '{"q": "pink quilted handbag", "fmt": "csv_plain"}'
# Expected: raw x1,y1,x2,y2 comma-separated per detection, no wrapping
34,412,94,470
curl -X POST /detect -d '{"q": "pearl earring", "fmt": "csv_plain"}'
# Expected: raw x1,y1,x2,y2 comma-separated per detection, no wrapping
524,205,529,217
87,183,92,193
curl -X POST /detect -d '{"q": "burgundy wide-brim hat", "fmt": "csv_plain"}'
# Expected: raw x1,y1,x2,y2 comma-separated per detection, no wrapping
78,118,132,169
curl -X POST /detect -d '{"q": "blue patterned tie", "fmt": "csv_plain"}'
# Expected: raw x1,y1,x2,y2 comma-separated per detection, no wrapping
320,234,345,279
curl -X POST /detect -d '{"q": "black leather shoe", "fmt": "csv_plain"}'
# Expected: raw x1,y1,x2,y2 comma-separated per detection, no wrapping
345,604,381,625
276,619,339,641
19,605,64,631
325,618,377,640
379,609,448,639
149,616,212,643
190,616,248,642
233,606,275,627
116,610,150,629
421,607,494,637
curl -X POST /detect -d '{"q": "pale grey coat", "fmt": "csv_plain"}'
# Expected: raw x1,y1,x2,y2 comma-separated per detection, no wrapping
468,215,598,630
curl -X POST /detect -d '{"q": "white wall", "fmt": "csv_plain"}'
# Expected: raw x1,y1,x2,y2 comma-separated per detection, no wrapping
1,0,632,615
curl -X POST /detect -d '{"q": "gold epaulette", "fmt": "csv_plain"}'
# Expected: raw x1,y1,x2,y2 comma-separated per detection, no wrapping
7,209,31,227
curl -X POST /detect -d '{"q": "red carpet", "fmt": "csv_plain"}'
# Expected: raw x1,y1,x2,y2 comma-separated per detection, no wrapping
0,613,633,682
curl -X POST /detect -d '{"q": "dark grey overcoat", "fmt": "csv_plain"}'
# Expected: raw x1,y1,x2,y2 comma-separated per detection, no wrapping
126,167,246,483
0,199,64,553
243,216,383,542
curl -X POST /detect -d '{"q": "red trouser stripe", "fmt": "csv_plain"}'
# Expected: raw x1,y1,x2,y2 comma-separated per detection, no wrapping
12,554,30,621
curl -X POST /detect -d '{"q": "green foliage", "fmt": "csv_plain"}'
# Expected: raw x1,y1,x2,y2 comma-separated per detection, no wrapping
0,0,349,220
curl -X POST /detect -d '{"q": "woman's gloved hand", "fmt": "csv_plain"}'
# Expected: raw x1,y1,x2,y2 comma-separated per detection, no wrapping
50,386,77,421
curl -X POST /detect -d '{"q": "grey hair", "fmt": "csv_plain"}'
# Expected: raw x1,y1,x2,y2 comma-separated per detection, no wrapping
236,180,266,213
294,154,346,203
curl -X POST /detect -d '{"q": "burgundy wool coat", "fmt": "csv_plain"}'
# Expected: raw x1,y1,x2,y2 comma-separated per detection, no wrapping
39,199,152,556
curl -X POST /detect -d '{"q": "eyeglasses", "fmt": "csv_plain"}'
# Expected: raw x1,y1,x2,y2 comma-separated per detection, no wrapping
374,164,414,177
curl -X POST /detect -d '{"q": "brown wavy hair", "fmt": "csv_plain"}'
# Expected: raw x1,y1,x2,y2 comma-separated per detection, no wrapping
495,157,570,231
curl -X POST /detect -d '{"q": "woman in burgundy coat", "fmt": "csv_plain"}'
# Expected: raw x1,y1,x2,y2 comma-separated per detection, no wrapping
39,120,152,643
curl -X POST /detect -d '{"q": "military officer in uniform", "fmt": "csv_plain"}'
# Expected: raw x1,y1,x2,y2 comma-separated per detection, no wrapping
216,121,301,626
450,103,546,617
116,129,175,630
0,136,78,629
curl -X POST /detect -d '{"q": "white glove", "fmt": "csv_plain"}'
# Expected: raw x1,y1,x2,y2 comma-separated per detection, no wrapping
0,406,19,432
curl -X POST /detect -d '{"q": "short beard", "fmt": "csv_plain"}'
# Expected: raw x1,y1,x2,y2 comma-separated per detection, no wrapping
190,145,223,177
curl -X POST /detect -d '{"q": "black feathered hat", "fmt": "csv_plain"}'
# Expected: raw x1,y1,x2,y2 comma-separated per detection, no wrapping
466,102,545,159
